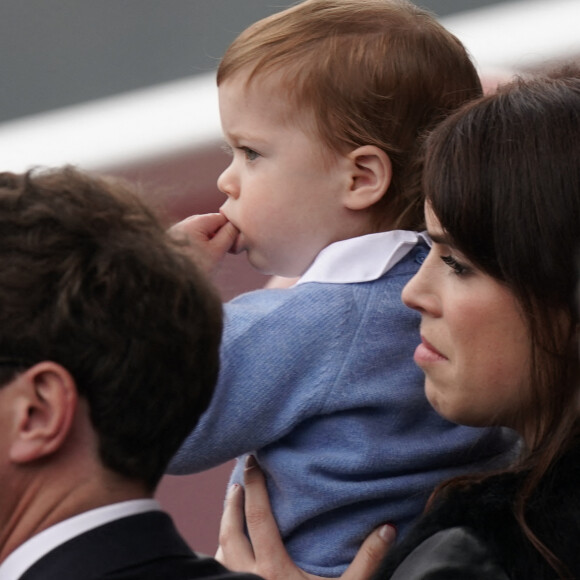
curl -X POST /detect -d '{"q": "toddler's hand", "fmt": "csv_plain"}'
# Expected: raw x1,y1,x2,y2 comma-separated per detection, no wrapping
170,213,239,274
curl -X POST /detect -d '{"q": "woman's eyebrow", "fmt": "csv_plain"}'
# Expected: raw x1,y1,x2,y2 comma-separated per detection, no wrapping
426,231,450,245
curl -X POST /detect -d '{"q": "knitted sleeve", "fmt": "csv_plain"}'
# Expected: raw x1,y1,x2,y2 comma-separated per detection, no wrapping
167,285,350,473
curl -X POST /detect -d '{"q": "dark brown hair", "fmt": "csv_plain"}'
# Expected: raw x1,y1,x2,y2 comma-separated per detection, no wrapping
217,0,482,231
423,68,580,577
0,167,223,490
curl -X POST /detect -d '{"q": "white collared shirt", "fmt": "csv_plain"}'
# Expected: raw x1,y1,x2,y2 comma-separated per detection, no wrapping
0,499,161,580
295,230,430,286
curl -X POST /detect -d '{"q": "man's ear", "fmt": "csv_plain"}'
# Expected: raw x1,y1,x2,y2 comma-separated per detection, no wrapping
9,362,78,464
342,145,392,211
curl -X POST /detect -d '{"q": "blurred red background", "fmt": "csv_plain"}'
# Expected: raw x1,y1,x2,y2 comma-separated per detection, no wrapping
112,145,267,556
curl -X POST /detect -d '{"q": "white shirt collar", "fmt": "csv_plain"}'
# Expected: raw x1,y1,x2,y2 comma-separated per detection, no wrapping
295,230,430,286
0,499,161,580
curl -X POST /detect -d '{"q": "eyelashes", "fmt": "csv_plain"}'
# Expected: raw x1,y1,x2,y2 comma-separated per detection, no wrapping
220,143,259,161
440,254,470,276
240,146,260,161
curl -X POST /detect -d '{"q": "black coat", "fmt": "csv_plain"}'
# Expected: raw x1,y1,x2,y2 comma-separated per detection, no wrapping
374,440,580,579
20,511,262,580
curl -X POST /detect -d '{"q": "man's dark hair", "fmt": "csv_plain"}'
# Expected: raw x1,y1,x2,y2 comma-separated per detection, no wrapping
0,166,223,490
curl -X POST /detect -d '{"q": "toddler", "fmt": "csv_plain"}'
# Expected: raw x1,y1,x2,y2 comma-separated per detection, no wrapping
169,1,519,576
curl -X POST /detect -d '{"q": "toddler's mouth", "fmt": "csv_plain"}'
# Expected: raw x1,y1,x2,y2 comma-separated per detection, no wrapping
218,209,243,254
228,230,245,255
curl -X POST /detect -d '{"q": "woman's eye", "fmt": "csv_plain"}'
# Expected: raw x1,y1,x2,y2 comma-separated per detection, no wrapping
440,255,469,276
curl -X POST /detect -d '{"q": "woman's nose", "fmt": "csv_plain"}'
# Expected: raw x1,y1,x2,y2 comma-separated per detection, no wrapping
401,256,441,317
401,271,421,311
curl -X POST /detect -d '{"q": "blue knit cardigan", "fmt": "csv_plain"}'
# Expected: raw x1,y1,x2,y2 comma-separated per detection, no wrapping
169,240,518,576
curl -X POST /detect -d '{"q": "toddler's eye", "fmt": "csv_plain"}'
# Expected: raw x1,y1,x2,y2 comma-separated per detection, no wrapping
241,147,260,161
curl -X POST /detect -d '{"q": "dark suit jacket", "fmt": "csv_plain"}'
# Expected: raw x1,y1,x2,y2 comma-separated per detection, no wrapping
20,511,262,580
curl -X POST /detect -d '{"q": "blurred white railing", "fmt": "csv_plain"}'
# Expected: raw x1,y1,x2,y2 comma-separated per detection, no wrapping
1,0,578,173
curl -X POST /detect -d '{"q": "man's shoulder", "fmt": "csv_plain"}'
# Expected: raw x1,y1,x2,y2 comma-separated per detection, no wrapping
19,511,262,580
98,554,263,579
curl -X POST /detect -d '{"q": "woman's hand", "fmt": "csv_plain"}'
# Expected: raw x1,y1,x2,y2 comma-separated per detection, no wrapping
216,455,396,580
169,213,239,274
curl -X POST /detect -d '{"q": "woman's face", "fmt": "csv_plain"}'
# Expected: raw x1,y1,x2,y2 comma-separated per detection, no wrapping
401,203,531,430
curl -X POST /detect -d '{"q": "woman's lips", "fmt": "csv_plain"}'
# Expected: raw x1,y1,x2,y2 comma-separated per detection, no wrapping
413,336,447,364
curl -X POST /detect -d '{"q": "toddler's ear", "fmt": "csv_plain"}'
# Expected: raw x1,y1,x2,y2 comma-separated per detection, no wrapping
343,145,392,211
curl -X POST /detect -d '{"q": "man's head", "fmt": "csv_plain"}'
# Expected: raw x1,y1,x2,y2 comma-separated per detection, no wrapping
0,167,222,491
217,0,482,231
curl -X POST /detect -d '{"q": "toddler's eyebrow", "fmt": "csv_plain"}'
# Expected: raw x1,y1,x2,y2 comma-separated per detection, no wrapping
221,142,233,155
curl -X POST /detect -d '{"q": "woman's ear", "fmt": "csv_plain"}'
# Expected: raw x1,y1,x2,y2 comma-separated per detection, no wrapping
9,362,78,464
342,145,392,211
